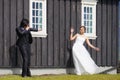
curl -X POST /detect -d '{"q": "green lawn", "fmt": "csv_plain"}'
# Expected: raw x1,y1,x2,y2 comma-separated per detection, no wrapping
0,74,120,80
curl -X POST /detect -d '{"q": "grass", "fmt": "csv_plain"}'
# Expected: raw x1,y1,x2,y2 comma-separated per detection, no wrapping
0,74,120,80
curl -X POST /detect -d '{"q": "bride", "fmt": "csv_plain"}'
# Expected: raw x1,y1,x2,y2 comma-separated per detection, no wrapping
70,26,100,75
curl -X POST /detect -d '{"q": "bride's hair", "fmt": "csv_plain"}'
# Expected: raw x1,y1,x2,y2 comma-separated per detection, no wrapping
80,26,86,31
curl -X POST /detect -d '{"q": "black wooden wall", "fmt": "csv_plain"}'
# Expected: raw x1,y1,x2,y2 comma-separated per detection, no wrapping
0,0,118,68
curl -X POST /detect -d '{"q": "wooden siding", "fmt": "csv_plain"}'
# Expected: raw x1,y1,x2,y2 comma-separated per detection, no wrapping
0,0,118,68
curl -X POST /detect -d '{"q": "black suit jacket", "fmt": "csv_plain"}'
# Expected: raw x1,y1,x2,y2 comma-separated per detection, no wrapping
16,27,38,46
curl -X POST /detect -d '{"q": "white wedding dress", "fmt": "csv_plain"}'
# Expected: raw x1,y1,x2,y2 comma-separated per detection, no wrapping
72,35,98,75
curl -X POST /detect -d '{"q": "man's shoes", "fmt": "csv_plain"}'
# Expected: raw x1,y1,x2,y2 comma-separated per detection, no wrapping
21,74,26,77
27,73,32,77
21,70,31,77
21,74,32,77
27,70,32,77
27,74,32,77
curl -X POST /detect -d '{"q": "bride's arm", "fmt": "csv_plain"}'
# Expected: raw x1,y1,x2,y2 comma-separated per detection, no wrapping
70,33,77,41
86,37,100,51
70,28,77,41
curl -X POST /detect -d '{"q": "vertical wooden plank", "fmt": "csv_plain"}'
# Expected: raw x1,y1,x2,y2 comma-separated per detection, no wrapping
119,1,120,64
70,0,77,67
107,0,112,66
112,0,118,66
65,0,71,67
41,38,48,66
54,0,60,67
16,0,24,67
47,0,54,66
17,0,24,23
87,41,92,57
59,0,65,67
91,40,97,63
76,0,81,31
3,0,10,66
36,38,42,66
101,0,107,66
0,0,3,66
9,0,17,67
116,0,119,66
23,0,29,19
71,0,77,31
31,38,37,67
96,0,102,66
86,39,92,59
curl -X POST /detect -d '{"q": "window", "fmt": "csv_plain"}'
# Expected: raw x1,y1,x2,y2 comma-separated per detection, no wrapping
29,0,47,37
81,0,97,39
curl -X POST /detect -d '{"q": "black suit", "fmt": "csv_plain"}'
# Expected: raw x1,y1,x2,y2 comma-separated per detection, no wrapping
16,27,38,76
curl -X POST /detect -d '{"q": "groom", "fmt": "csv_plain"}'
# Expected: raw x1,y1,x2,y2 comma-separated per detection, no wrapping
16,19,38,77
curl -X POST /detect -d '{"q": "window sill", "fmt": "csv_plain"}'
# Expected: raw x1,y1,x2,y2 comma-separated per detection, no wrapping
31,31,47,38
87,36,97,39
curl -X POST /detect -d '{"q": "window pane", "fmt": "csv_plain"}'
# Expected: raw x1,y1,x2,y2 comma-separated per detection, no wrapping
87,21,89,26
32,2,35,9
84,14,86,20
38,10,42,16
90,14,92,20
84,21,87,26
37,17,42,24
38,25,42,31
32,10,35,16
39,3,42,9
32,17,35,23
36,10,38,16
39,11,42,16
87,27,89,33
87,14,89,20
36,17,38,23
36,25,38,29
87,7,89,13
90,21,92,26
38,25,42,30
90,7,92,13
36,2,38,9
40,25,42,28
32,24,35,28
40,18,42,24
84,7,86,13
90,28,92,33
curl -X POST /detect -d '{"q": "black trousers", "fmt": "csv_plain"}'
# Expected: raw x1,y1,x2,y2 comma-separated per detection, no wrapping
18,44,31,76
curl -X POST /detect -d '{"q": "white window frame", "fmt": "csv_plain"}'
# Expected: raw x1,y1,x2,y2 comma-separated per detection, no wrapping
29,0,47,37
81,1,97,39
